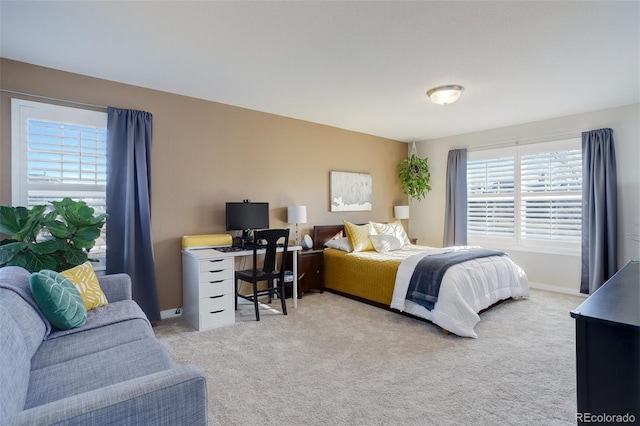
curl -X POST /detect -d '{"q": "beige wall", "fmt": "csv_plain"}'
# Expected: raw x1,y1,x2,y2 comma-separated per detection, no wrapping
0,59,408,310
412,104,640,294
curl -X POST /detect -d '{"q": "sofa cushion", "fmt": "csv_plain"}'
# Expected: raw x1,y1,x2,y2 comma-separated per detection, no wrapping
0,266,51,338
0,290,47,357
30,270,87,330
26,337,176,409
61,261,109,310
0,305,31,417
32,317,154,370
45,299,150,340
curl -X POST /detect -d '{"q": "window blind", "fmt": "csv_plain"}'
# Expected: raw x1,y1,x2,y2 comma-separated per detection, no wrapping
467,139,582,252
467,155,515,238
12,99,108,260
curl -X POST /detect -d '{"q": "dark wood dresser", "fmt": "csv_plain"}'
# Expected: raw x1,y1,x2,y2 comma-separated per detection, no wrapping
570,260,639,424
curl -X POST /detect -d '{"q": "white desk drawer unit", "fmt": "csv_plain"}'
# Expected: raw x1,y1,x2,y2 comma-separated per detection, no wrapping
182,252,235,330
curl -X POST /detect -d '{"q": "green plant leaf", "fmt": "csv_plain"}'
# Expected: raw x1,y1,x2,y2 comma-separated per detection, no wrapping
64,247,88,267
23,251,58,272
29,239,67,255
0,240,26,265
45,220,72,239
0,206,21,235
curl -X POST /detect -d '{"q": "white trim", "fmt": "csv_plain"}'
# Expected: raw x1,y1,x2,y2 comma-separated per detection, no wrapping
467,132,581,152
528,281,587,297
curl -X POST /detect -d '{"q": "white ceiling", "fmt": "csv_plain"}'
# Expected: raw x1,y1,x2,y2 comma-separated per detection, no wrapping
1,1,638,142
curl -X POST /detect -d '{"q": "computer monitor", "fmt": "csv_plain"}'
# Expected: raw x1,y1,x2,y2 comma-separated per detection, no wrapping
225,202,269,247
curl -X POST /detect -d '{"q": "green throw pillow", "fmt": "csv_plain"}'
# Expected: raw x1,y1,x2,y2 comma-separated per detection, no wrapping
30,270,87,330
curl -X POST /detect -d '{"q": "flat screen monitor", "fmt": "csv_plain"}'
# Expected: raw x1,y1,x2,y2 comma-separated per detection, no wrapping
225,202,269,246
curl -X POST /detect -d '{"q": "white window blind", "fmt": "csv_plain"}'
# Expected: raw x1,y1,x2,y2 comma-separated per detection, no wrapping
11,99,108,261
467,154,515,237
467,138,582,253
520,147,582,242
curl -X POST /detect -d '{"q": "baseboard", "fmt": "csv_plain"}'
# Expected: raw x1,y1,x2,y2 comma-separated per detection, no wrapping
160,307,183,320
159,285,584,319
528,282,587,297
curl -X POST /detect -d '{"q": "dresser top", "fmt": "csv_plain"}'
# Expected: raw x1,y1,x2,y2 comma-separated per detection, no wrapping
570,260,639,329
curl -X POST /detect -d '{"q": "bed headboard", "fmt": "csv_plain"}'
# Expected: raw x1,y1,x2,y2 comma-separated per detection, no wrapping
312,225,346,250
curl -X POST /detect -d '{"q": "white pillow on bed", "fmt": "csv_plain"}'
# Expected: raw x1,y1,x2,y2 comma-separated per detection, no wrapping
324,237,353,252
369,234,403,253
370,221,410,246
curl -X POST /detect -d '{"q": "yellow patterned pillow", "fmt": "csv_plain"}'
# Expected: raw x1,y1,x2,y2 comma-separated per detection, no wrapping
343,220,375,252
61,262,108,310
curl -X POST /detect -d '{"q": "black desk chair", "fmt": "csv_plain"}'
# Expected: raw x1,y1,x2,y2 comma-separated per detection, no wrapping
235,228,290,321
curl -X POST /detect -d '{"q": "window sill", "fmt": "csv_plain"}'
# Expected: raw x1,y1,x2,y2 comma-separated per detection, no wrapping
481,243,580,257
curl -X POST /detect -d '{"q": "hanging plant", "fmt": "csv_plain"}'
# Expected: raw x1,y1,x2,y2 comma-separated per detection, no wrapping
398,144,432,201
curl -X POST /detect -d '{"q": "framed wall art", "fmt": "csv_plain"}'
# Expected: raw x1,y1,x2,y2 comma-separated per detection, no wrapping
330,171,372,212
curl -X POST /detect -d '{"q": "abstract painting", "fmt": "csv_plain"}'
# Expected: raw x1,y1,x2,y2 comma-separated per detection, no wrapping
330,171,372,211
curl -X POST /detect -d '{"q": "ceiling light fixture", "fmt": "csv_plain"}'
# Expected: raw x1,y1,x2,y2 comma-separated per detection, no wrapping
426,85,465,105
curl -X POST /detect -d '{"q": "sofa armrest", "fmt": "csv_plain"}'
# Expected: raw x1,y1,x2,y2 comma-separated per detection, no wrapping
98,273,132,302
7,365,208,426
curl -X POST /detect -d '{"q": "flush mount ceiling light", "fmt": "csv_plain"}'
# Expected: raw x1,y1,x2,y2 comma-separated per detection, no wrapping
426,85,465,105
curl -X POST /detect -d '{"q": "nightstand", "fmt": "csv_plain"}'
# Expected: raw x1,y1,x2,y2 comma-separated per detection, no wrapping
286,249,324,298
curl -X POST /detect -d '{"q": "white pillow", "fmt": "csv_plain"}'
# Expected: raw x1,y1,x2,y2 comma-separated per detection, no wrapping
370,221,410,246
324,237,353,252
369,234,403,253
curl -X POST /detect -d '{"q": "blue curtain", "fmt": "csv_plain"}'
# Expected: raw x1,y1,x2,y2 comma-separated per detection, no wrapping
443,149,468,247
581,128,618,294
106,107,160,321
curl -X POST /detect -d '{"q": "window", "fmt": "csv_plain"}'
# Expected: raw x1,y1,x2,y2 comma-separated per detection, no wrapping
467,138,582,253
11,99,108,264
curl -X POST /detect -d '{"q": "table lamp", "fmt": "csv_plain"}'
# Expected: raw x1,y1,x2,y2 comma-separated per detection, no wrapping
394,205,410,232
287,205,307,245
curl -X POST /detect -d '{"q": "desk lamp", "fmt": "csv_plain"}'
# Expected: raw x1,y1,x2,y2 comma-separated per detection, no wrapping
287,205,307,246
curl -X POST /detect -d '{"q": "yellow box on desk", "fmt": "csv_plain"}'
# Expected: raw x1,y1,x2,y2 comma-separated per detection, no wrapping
181,234,233,248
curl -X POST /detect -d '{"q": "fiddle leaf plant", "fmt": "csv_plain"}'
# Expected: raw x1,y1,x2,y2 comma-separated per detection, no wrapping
0,198,108,273
398,154,432,201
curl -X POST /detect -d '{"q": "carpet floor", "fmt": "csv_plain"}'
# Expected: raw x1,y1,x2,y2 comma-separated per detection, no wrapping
154,288,584,426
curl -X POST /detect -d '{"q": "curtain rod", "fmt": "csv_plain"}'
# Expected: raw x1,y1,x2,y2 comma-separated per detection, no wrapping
466,131,582,152
0,88,108,110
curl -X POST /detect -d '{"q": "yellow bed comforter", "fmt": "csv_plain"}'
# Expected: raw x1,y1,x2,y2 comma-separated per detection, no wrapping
323,245,433,305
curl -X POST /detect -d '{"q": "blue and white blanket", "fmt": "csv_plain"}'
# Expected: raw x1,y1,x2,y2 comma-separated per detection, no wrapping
391,246,529,338
406,248,506,311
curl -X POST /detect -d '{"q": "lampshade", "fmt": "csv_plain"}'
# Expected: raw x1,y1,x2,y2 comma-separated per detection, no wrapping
426,85,465,105
394,205,410,220
287,205,307,224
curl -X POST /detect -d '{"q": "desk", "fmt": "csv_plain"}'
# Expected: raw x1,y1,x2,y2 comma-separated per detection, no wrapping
182,245,302,330
570,260,639,423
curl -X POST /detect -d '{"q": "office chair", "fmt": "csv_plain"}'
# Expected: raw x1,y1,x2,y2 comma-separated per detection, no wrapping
235,228,290,321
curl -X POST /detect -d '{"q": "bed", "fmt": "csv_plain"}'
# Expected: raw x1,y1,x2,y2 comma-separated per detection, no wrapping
313,224,529,338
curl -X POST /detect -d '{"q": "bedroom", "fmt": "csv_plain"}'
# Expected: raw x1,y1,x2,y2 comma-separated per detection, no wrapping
0,1,638,424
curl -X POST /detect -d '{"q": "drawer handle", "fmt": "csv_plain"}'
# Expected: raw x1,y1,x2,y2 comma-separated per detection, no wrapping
208,259,224,263
209,295,224,299
209,309,224,314
208,269,224,273
208,280,224,284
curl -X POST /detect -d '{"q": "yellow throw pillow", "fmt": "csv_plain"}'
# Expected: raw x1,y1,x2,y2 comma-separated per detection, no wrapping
343,220,375,252
61,261,108,310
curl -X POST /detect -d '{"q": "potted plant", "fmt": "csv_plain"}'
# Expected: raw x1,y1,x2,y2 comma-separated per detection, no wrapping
398,153,432,201
0,198,108,272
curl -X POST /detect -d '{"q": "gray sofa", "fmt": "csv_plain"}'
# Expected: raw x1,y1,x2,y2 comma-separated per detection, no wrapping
0,266,208,425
